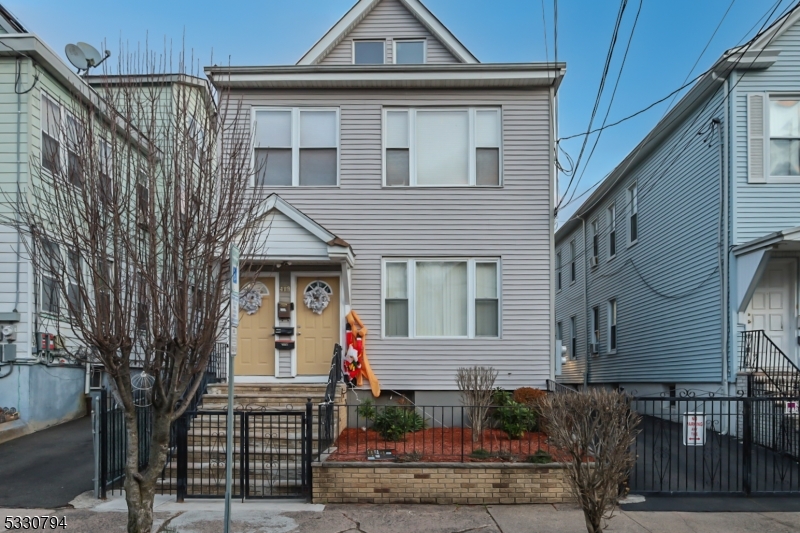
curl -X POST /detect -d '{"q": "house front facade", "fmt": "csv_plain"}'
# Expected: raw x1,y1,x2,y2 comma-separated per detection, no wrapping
555,7,800,397
206,0,563,403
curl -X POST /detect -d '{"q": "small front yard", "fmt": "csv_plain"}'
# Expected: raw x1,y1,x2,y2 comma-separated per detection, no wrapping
327,426,563,463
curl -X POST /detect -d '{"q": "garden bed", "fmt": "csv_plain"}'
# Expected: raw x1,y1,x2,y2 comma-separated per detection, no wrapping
326,426,567,463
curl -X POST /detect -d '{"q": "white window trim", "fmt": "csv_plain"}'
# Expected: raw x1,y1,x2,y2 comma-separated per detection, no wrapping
570,316,577,359
392,39,427,64
40,92,64,177
607,299,617,355
382,107,503,188
590,306,599,346
607,203,617,262
380,257,501,339
250,106,341,187
569,239,576,285
556,250,562,292
627,183,638,247
765,93,800,183
352,39,386,65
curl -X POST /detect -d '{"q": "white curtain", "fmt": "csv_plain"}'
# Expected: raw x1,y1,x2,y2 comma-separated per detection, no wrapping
255,110,291,147
415,261,467,336
416,111,469,185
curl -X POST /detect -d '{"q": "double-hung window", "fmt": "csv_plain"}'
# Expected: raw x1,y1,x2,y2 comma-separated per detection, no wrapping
383,259,500,338
570,316,577,359
384,108,501,187
628,184,638,244
253,108,339,187
769,98,800,177
353,40,385,64
394,40,425,64
607,204,616,259
99,140,113,205
608,299,617,353
556,251,562,291
66,114,84,187
591,306,599,351
569,240,576,283
42,95,61,174
590,220,599,265
67,250,82,317
41,240,60,316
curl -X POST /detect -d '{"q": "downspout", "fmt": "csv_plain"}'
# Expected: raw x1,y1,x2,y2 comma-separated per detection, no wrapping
718,78,730,396
580,215,590,388
13,58,22,314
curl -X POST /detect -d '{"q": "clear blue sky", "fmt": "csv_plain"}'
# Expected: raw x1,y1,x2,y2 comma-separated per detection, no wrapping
6,0,793,221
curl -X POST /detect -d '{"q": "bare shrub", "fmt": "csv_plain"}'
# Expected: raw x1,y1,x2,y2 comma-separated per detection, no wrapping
539,389,641,533
456,366,497,442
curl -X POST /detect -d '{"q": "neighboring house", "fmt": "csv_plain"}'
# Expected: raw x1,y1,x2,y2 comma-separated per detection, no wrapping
0,10,162,439
555,7,800,397
205,0,564,403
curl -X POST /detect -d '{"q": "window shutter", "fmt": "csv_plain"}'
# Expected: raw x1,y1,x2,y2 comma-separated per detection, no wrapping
747,93,767,184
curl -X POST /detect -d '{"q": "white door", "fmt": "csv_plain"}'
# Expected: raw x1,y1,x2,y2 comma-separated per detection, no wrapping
747,259,795,361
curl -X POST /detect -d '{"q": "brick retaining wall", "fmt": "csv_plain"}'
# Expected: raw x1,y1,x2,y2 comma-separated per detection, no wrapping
313,461,573,504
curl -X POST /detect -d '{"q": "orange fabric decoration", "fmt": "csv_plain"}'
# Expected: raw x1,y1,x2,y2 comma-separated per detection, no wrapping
346,310,381,397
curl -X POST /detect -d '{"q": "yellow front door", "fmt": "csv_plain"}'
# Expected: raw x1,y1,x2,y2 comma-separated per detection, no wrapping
296,276,340,375
235,281,276,376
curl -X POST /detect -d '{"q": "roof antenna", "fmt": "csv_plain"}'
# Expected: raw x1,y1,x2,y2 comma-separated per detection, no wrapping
65,42,111,76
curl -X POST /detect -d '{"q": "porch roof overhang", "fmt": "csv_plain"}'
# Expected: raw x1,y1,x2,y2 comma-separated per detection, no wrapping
733,226,800,312
246,194,355,268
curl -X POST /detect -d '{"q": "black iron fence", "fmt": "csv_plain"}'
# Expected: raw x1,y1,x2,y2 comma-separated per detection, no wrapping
629,396,800,495
740,330,800,397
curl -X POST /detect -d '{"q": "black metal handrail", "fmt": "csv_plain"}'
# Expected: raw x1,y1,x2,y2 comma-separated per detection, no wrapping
324,343,343,404
740,330,800,397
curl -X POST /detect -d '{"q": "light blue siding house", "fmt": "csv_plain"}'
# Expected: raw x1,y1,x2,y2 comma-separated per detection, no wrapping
555,7,800,396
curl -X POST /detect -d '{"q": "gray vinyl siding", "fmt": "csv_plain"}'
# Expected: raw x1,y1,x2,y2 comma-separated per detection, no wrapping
733,23,800,244
229,88,552,391
556,86,725,385
319,0,460,65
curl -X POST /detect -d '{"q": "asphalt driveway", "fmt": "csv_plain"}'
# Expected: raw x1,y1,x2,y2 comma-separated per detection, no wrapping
0,416,93,508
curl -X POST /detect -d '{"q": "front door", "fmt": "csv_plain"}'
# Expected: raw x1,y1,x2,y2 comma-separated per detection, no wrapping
296,276,340,375
235,280,276,376
747,259,795,361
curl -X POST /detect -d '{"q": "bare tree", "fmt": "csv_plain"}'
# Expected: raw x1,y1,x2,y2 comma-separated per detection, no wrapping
539,389,641,533
456,366,497,442
5,50,268,533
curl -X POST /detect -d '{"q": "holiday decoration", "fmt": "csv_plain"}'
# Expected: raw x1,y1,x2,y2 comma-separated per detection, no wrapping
303,280,332,315
240,282,269,315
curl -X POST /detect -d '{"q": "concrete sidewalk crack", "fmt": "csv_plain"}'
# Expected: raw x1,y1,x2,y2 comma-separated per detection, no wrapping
342,512,367,533
755,512,800,530
452,526,489,533
620,510,655,533
484,506,505,533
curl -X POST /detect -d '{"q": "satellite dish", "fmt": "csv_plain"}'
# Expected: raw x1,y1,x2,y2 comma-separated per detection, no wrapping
77,42,103,67
65,42,111,75
65,44,88,70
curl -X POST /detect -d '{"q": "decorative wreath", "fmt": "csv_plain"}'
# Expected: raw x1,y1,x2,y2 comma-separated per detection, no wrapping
303,280,332,315
239,282,270,315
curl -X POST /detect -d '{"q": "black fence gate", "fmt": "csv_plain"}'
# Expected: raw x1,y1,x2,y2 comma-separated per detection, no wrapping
629,396,800,495
97,399,313,499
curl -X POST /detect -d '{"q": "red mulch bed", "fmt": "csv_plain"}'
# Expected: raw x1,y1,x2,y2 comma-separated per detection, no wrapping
327,427,568,462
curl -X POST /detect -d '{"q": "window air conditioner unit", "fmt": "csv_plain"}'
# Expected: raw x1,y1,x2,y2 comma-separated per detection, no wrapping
590,343,599,355
589,256,598,267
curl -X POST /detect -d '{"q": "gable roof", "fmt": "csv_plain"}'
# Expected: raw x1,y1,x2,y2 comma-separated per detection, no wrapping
554,4,800,244
298,0,478,65
0,4,26,33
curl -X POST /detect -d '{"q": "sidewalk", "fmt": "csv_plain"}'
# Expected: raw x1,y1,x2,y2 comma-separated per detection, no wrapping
3,493,800,533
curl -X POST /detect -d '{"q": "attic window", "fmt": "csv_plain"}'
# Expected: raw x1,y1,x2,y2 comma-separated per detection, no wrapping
353,41,385,64
394,40,425,64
